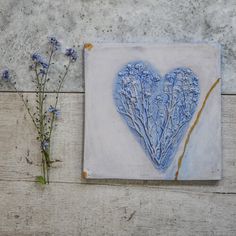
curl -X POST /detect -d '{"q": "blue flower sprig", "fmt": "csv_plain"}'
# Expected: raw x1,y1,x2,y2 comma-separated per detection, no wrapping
1,36,78,184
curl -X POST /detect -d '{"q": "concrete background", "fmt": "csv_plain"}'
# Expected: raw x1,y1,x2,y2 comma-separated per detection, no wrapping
0,0,236,235
0,0,235,93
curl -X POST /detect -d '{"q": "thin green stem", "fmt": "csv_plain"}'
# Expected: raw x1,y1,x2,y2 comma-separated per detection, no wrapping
42,49,53,93
36,49,54,184
41,50,54,130
35,66,47,182
11,83,39,134
48,60,71,142
34,61,51,183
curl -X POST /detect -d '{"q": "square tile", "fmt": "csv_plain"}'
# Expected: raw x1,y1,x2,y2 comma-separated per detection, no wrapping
83,43,221,180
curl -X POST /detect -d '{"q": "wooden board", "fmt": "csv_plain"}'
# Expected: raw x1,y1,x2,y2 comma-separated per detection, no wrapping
0,181,236,236
0,92,235,235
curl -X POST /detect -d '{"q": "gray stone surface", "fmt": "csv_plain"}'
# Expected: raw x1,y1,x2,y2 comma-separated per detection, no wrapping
0,0,235,93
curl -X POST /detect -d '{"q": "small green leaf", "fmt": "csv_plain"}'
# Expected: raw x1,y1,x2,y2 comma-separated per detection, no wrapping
36,176,46,185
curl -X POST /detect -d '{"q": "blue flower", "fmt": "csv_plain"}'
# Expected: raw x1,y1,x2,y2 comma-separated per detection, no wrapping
31,53,49,69
1,69,10,81
41,140,49,151
39,68,46,76
48,36,61,51
48,105,61,118
65,48,78,62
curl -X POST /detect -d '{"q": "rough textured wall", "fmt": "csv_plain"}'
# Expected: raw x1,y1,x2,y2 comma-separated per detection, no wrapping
0,0,235,93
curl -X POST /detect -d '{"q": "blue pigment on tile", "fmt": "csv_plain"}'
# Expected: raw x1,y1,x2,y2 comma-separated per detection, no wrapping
114,61,200,171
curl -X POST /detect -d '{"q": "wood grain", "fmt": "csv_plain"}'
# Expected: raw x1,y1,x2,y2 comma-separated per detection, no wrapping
0,181,236,236
0,92,236,235
0,93,84,183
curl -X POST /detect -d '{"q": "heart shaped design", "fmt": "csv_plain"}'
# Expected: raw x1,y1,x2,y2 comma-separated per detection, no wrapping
114,61,200,171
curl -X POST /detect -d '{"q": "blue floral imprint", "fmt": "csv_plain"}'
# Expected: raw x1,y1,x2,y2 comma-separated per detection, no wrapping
114,61,200,171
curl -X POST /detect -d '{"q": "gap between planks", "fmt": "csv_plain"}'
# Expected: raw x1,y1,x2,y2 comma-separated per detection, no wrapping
0,91,232,96
0,91,85,94
0,179,236,196
0,91,235,95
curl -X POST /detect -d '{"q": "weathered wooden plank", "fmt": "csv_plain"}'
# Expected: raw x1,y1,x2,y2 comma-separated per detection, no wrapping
0,93,235,193
0,181,236,236
0,92,84,182
0,0,235,93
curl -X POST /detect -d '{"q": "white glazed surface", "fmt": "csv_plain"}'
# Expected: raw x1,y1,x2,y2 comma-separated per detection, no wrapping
84,43,221,180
